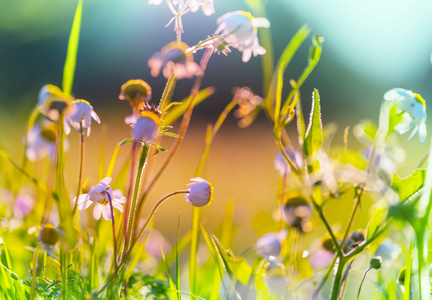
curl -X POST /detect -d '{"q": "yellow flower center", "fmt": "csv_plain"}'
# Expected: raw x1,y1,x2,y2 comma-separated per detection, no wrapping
207,182,215,206
239,10,255,21
414,93,426,108
140,110,162,126
40,124,58,142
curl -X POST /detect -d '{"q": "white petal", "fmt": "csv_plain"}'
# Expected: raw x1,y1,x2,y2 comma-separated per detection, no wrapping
64,117,71,135
100,177,112,185
91,110,101,124
112,201,124,212
76,194,89,204
102,206,112,220
93,204,102,220
78,199,93,210
251,18,270,28
419,122,427,143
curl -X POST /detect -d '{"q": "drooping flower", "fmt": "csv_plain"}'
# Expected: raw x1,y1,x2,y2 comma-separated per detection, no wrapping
281,196,312,233
384,88,427,143
38,84,72,122
125,106,161,144
64,100,100,137
215,11,270,62
75,177,126,221
256,230,287,259
232,86,263,128
184,177,214,207
38,224,61,249
119,79,152,113
26,122,58,161
274,146,304,177
148,42,199,79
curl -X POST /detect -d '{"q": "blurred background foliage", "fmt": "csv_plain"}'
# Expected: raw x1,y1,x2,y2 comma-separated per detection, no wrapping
0,0,431,257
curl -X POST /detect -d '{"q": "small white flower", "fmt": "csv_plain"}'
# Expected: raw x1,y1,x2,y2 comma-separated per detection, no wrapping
274,146,303,177
148,42,199,79
38,84,72,122
384,88,427,143
256,230,287,259
26,122,58,161
184,177,214,207
215,11,270,62
64,100,101,137
75,177,126,221
125,110,161,144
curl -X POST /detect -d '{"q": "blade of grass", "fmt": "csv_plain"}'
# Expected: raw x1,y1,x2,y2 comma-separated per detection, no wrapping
176,215,181,300
62,0,83,98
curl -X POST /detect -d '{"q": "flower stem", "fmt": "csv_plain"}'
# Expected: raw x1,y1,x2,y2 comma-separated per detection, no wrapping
72,123,85,216
312,254,337,300
124,145,149,254
357,266,372,300
125,190,189,261
30,246,41,300
105,192,118,272
330,256,346,300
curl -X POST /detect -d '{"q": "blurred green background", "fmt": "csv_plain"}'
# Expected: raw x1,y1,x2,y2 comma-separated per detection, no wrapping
0,0,431,260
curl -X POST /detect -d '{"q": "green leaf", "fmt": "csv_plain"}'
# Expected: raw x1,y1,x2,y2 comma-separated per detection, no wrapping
391,170,426,203
304,89,323,157
62,0,82,98
160,132,180,138
119,138,134,146
366,204,387,240
163,87,215,126
211,235,252,285
337,150,367,170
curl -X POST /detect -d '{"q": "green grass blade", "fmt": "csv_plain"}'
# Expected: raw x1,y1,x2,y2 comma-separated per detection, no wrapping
271,24,311,122
161,249,179,300
154,232,191,278
176,216,181,300
62,0,83,98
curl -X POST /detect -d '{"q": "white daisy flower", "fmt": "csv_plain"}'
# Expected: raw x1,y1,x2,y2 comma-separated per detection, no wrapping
384,88,427,143
148,42,199,79
125,109,161,144
184,177,214,207
64,100,101,137
26,122,58,161
75,177,126,221
38,84,72,122
215,11,270,62
256,230,287,259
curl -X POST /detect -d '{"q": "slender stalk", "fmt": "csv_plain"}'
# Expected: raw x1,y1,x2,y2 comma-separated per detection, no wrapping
124,145,149,254
30,246,41,300
72,123,85,216
357,267,372,300
339,186,364,254
125,190,189,262
330,256,346,300
106,192,118,272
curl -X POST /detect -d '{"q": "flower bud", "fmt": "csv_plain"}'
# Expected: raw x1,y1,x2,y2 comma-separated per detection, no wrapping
184,177,214,207
370,256,383,270
119,79,152,112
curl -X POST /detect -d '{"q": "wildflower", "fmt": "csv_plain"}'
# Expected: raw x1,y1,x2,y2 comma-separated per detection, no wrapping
125,107,161,144
149,0,215,16
119,79,152,113
38,84,72,122
38,224,61,249
184,177,214,207
26,122,58,161
274,146,303,177
148,42,199,79
215,11,270,62
75,177,126,221
175,0,215,16
343,229,365,253
384,88,427,143
281,196,312,233
64,100,100,137
256,230,287,259
232,86,263,127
